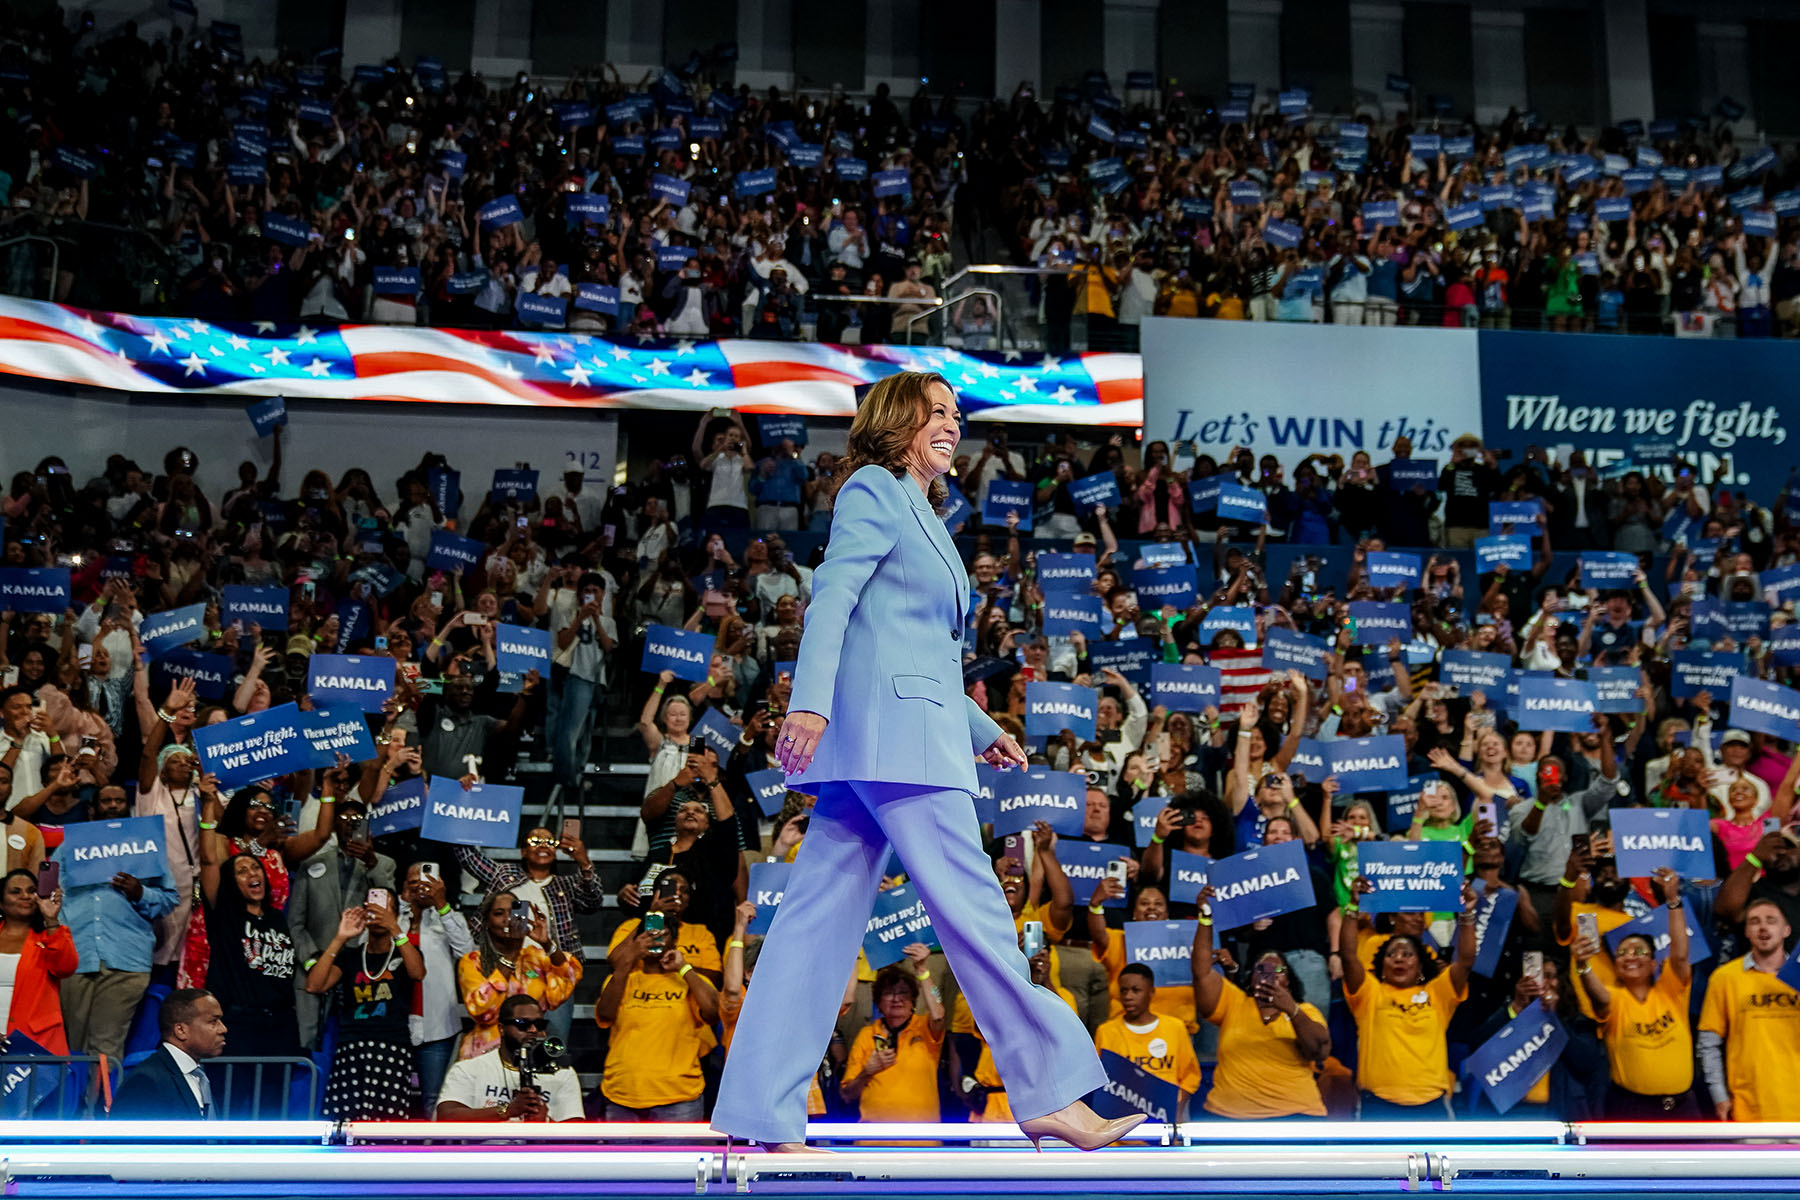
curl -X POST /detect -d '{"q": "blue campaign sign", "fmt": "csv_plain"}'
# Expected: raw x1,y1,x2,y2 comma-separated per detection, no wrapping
1061,841,1130,907
246,394,287,437
1188,476,1223,513
1383,773,1435,833
746,861,791,936
1446,203,1485,231
1041,593,1103,638
1478,331,1799,496
60,816,167,890
1516,675,1598,733
1215,482,1267,525
0,568,70,614
1730,676,1800,739
192,703,312,788
1263,220,1302,249
140,603,207,659
1475,535,1533,572
872,168,911,198
1346,601,1410,646
1612,807,1713,879
1762,562,1800,605
426,530,483,574
1025,681,1098,740
496,624,551,676
1327,735,1410,793
1037,552,1097,593
1588,666,1643,713
1130,796,1164,848
368,777,426,837
1135,541,1189,568
863,882,937,968
1670,649,1742,698
1151,663,1220,711
1134,563,1198,610
491,468,538,502
222,584,289,631
1440,649,1512,697
1388,459,1438,491
756,414,808,447
1092,1049,1183,1125
1207,840,1314,931
421,777,524,848
1471,885,1520,977
300,705,377,769
1366,551,1421,590
1580,551,1638,589
971,763,1002,826
744,767,789,816
477,194,524,230
261,214,313,247
1357,840,1464,913
1464,1000,1566,1114
1199,605,1256,646
155,649,231,701
982,478,1035,530
1069,471,1122,513
1773,625,1800,667
1289,738,1327,783
610,134,646,156
574,283,620,315
1167,850,1211,906
991,767,1085,837
691,707,739,763
642,626,713,681
307,654,394,713
1123,921,1198,988
835,157,869,181
1087,639,1160,690
565,192,610,228
1604,903,1712,965
1488,500,1543,533
372,266,420,296
1262,627,1330,681
515,292,566,328
735,167,778,197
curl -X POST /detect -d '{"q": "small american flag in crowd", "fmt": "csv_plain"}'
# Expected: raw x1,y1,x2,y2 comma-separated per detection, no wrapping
0,297,1141,424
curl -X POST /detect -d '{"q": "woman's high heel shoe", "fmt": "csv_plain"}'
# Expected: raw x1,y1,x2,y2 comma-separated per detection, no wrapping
757,1141,836,1154
1017,1101,1147,1152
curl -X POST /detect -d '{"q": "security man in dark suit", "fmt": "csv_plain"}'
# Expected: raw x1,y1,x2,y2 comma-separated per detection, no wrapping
111,987,227,1119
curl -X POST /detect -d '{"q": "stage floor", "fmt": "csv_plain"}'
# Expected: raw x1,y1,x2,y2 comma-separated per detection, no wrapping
4,1121,1799,1199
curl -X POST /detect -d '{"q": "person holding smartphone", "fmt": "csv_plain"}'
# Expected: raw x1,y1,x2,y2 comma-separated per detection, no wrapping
1574,867,1698,1117
714,374,1138,1153
0,867,75,1057
455,890,581,1061
398,860,473,1113
304,891,425,1119
1192,887,1330,1119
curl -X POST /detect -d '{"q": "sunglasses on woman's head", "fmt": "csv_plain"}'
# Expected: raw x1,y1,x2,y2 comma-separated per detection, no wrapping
506,1017,549,1031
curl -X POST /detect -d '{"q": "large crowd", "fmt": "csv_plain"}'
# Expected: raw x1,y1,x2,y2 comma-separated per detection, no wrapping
1,398,1798,1126
2,9,1799,346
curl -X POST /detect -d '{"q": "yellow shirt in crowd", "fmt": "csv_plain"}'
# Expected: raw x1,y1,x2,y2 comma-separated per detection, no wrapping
1094,1012,1203,1100
1344,969,1467,1106
1598,968,1693,1096
1203,980,1328,1119
1699,956,1800,1121
609,917,723,976
1557,903,1632,1022
1095,935,1198,1033
597,966,711,1108
844,1012,944,1123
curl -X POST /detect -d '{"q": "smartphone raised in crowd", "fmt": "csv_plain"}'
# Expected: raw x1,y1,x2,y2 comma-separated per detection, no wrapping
1576,911,1600,948
418,862,440,883
508,900,534,939
562,817,582,842
1523,951,1544,986
1105,859,1130,887
36,860,58,899
365,887,391,910
1022,920,1045,960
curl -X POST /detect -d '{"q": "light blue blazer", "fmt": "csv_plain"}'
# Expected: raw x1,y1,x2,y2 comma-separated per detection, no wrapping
788,464,1001,794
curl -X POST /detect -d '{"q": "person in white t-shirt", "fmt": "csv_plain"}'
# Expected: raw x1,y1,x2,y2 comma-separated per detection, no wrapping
435,996,584,1121
694,413,752,533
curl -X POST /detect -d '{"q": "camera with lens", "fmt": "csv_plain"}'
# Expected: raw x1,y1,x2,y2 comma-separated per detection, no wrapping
518,1033,566,1093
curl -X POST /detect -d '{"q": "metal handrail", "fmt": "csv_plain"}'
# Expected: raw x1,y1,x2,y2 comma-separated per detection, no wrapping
939,264,1078,295
902,286,1006,347
0,234,61,299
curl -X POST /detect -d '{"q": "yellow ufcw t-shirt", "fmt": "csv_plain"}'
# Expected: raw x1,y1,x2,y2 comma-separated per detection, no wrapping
844,1012,943,1122
1203,980,1328,1118
598,967,709,1108
1699,956,1800,1121
1599,968,1693,1095
1095,935,1198,1033
1344,969,1467,1105
1094,1013,1203,1097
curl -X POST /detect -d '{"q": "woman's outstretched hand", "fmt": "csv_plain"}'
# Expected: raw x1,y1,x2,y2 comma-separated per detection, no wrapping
981,730,1028,770
776,710,829,775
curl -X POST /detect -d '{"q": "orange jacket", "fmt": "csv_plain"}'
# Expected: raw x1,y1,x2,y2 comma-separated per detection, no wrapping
4,924,79,1055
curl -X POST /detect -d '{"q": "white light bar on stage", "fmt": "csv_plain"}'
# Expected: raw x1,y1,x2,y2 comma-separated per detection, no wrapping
1178,1120,1566,1144
1570,1121,1800,1142
1437,1145,1800,1183
3,1119,333,1142
735,1147,1424,1183
0,1148,711,1186
345,1120,1177,1145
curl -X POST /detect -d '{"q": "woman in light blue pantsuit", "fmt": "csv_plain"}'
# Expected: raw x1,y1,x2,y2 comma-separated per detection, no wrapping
710,372,1144,1152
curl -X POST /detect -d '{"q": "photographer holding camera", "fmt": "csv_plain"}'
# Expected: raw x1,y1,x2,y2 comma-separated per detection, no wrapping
436,993,583,1122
